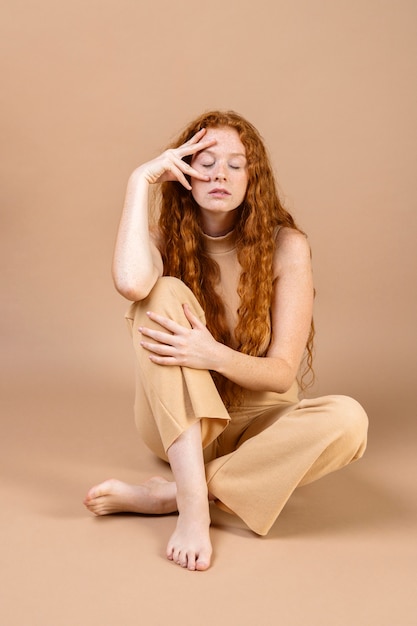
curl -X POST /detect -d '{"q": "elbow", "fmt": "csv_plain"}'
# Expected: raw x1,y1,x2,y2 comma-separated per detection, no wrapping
272,377,295,393
112,258,161,301
115,285,148,302
112,274,157,302
269,358,297,394
273,378,296,394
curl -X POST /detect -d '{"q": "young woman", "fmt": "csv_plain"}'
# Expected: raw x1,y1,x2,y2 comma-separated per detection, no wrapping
84,111,368,571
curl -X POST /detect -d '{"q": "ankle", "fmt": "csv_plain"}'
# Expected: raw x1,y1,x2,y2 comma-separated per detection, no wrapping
176,490,209,517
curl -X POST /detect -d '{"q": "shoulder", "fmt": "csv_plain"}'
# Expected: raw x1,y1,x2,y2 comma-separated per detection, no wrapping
273,227,312,277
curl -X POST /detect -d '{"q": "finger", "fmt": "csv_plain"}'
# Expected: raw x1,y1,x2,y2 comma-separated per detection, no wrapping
165,161,193,190
176,136,217,159
140,340,177,357
139,326,175,344
171,155,209,183
182,303,204,329
145,311,185,334
183,128,207,145
139,324,184,347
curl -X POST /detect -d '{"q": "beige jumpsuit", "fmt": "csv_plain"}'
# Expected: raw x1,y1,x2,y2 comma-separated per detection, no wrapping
125,231,368,536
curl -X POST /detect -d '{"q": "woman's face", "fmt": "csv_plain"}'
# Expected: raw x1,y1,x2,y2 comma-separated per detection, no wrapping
190,127,248,228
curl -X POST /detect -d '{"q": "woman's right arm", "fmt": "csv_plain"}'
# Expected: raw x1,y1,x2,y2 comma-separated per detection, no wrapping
112,168,163,301
112,129,215,301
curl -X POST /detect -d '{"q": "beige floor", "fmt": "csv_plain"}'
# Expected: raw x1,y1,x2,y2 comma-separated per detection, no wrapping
1,370,416,626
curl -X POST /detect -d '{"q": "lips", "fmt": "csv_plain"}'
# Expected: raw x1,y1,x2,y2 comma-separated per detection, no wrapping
209,188,231,196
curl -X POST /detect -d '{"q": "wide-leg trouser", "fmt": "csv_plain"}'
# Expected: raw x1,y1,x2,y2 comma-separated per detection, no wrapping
125,277,368,536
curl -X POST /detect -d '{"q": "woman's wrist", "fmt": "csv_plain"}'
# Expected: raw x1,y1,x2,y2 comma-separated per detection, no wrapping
129,165,151,186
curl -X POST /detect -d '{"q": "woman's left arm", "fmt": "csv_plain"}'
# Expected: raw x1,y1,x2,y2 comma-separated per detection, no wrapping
139,228,314,394
214,228,314,392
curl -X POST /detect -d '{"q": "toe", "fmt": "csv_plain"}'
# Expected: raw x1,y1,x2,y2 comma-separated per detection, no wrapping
166,542,174,561
178,550,188,569
85,484,103,502
196,560,210,571
186,551,196,571
195,550,211,571
172,547,181,565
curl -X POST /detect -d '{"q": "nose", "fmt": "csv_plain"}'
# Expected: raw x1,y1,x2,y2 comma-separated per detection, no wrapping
213,161,226,180
214,165,227,181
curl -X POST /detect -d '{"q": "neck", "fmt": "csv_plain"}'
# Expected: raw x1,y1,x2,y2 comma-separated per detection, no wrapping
200,209,238,238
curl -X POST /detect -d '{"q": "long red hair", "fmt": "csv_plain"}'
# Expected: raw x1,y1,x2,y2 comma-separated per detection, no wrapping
157,111,314,405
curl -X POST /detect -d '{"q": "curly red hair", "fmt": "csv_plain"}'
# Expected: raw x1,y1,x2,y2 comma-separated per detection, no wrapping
157,111,314,405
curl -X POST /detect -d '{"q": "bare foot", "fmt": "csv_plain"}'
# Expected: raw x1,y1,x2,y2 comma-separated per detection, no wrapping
166,496,212,571
83,477,177,516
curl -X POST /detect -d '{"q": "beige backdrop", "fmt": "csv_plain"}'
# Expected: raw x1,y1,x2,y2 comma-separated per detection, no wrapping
1,1,416,625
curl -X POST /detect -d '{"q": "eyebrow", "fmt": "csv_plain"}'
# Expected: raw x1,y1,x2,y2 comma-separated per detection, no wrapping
199,149,247,159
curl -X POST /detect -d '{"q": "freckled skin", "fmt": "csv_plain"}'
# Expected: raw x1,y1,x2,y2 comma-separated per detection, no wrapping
190,127,248,236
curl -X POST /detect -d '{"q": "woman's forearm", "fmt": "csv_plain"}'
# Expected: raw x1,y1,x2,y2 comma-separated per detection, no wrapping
213,342,295,394
112,168,161,301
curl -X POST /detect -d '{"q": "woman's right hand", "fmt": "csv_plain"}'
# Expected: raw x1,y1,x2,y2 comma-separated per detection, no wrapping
136,128,216,191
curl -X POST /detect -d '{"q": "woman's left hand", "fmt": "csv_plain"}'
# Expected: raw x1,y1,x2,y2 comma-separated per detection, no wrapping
138,304,220,370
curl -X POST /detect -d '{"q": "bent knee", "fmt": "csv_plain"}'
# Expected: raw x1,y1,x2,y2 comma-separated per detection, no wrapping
148,276,191,300
329,395,368,458
139,277,205,321
150,277,202,305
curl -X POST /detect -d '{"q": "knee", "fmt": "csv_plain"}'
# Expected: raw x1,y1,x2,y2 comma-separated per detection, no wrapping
147,276,192,302
328,395,368,459
139,277,205,322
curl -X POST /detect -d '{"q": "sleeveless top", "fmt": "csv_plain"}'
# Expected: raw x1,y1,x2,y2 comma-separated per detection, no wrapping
202,230,242,349
202,228,300,406
202,229,271,355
